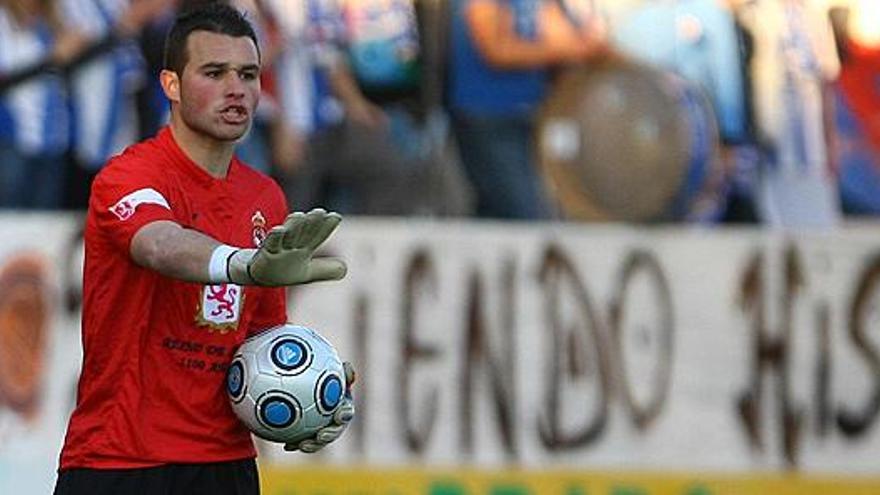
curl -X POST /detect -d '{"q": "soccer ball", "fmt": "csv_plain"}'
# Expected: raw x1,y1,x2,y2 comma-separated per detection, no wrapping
226,323,347,444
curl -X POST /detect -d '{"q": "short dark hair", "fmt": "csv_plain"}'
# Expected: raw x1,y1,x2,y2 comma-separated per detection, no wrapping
163,2,261,75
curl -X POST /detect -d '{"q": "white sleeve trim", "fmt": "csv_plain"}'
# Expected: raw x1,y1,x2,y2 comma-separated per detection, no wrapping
108,188,171,221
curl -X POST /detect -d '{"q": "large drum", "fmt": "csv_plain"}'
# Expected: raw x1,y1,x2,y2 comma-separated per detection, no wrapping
538,57,725,222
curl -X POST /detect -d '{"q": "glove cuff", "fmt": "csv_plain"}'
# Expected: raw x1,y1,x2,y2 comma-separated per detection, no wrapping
226,248,258,285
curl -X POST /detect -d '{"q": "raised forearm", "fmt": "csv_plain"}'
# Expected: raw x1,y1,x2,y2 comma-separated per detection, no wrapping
130,220,222,283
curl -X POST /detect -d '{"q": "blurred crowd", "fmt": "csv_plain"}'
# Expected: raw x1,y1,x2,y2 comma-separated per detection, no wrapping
1,0,879,227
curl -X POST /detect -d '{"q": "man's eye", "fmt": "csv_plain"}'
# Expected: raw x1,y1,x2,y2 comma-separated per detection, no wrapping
240,72,258,81
206,71,222,78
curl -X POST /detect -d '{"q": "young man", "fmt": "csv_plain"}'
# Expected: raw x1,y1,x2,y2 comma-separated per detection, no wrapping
54,4,354,494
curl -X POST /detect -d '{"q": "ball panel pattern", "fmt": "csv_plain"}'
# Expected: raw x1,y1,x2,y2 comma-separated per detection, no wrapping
227,324,346,444
255,391,301,430
226,357,246,403
270,337,312,374
315,371,344,415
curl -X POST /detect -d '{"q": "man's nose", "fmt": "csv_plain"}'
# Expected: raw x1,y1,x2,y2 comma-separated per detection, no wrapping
224,73,246,97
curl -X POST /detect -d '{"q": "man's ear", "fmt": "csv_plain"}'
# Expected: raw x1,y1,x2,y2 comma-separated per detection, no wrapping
160,69,181,103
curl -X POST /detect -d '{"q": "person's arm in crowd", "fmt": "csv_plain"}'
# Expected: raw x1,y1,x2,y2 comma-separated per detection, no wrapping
0,0,171,95
0,62,57,93
465,0,605,69
0,28,90,93
326,58,388,128
114,0,174,37
66,0,173,66
0,34,129,95
270,118,308,175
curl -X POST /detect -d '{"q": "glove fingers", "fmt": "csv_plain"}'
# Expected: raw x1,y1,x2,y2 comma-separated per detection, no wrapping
283,398,353,454
304,212,342,250
343,361,356,389
297,208,328,248
316,423,345,444
261,227,285,254
281,212,307,250
298,440,324,453
334,399,355,424
305,258,347,283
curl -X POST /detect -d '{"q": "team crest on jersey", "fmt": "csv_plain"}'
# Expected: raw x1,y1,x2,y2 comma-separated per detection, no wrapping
195,283,245,333
251,210,267,247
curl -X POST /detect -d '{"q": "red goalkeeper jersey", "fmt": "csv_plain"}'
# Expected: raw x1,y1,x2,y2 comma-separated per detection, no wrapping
59,127,289,469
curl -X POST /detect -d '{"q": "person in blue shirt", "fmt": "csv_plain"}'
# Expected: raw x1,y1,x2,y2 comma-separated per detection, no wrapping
447,0,606,219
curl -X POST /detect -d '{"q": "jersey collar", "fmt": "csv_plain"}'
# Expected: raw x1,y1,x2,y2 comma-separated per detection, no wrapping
158,126,240,187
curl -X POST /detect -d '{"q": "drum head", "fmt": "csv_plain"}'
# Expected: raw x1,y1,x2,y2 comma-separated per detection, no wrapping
538,58,693,222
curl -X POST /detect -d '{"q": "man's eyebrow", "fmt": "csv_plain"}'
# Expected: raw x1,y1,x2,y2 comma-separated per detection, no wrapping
198,62,260,71
199,62,228,70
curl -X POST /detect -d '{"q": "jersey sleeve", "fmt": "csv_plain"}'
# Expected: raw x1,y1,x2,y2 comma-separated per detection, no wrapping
89,155,178,253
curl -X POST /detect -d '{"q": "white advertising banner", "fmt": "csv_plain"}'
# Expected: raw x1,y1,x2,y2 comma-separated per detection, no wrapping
266,221,880,475
1,215,879,494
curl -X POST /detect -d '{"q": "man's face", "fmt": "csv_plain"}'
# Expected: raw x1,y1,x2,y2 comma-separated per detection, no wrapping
173,31,261,142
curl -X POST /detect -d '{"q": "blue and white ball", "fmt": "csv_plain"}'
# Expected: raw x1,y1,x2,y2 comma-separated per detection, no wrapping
227,324,346,444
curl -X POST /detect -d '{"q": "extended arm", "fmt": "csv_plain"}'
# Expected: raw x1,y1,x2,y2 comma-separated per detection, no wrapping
130,208,347,286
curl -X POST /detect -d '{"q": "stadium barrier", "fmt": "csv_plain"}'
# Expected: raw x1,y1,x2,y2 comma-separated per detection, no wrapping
0,214,879,494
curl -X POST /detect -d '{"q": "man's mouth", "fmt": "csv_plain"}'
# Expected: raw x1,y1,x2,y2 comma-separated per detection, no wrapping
220,105,248,124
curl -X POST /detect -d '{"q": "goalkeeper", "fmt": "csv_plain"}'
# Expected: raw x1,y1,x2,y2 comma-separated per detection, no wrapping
54,4,352,495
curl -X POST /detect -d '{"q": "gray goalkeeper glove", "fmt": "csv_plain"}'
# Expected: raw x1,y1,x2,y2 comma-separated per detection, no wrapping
227,208,347,286
284,361,356,454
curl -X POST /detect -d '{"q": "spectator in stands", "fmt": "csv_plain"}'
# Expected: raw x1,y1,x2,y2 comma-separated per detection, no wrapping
133,2,176,139
266,0,452,216
733,0,841,227
829,2,880,215
0,0,84,209
289,0,378,213
60,0,172,208
447,0,606,220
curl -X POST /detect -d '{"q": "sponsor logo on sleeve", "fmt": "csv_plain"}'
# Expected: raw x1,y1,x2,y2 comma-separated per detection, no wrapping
109,188,170,221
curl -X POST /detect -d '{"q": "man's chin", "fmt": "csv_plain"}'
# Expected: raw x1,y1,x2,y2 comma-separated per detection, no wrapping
214,124,251,143
185,119,252,143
